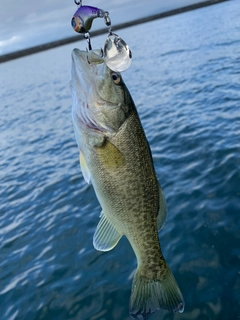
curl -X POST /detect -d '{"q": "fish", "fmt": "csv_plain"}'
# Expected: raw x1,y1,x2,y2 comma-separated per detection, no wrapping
70,48,184,320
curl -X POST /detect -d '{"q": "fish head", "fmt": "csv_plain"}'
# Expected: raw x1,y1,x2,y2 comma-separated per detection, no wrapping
70,48,130,136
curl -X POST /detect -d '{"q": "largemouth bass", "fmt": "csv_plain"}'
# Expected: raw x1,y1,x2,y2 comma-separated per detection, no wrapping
70,48,184,319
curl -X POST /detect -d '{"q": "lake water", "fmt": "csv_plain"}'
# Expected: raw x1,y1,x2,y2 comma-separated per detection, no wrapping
0,1,239,319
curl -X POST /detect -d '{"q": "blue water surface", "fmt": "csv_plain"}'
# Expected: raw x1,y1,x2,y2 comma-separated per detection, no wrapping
0,1,239,319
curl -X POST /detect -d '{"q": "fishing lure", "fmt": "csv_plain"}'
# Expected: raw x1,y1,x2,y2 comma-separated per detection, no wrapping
71,0,132,72
71,6,106,34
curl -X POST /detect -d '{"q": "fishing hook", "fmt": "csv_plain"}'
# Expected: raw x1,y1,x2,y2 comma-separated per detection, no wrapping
74,0,82,6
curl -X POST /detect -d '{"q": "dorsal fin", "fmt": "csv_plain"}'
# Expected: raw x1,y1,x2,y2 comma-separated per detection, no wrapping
93,212,122,251
157,184,168,230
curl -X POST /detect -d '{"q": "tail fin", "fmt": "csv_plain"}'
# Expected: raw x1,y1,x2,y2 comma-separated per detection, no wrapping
130,264,184,320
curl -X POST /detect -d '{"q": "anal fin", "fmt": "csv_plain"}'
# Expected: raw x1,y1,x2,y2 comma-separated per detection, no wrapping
93,212,122,251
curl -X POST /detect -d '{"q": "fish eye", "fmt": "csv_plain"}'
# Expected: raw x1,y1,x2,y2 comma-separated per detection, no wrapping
111,72,121,85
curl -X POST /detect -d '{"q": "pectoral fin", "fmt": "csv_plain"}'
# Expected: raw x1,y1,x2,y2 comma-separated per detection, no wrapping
80,151,91,184
97,140,125,169
93,212,122,251
157,184,168,230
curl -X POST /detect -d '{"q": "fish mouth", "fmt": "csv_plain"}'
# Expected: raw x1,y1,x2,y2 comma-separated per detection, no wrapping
70,48,109,133
71,48,105,80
